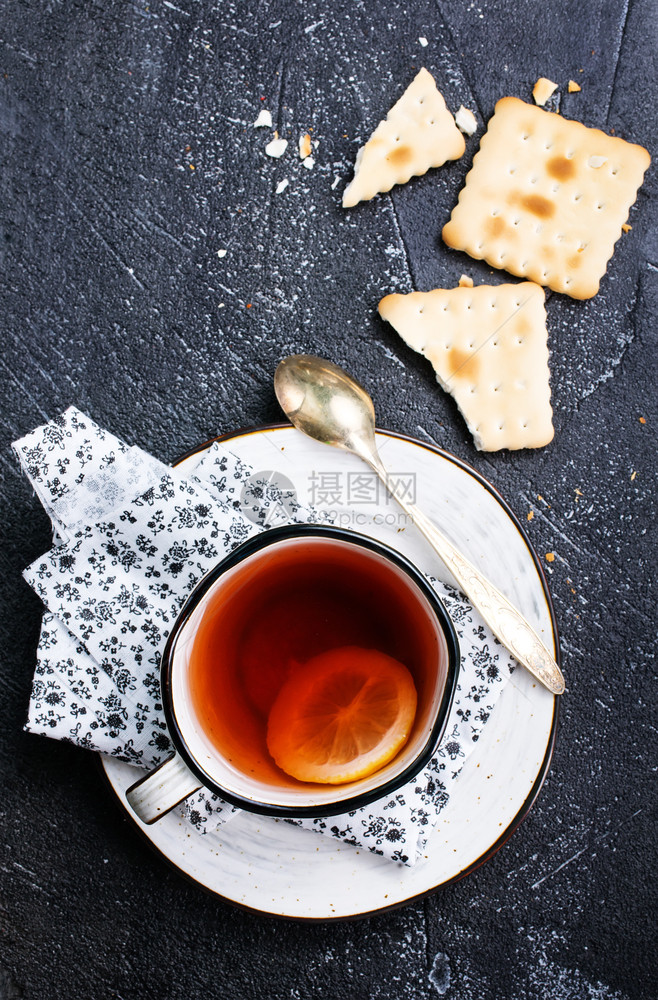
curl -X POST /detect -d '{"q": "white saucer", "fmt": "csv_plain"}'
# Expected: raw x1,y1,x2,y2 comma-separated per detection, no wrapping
101,426,558,920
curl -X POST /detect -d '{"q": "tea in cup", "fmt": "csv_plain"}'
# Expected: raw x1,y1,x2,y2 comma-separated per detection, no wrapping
126,524,459,823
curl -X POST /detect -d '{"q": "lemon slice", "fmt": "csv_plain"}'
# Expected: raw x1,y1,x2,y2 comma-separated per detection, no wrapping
266,646,417,785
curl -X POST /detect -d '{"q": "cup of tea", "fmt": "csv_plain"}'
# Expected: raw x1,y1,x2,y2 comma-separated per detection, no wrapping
126,523,460,823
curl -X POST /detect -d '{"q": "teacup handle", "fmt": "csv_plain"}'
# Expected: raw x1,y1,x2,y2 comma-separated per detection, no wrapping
125,753,202,825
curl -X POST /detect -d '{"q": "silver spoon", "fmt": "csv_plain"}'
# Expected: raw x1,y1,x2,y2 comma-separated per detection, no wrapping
274,354,565,696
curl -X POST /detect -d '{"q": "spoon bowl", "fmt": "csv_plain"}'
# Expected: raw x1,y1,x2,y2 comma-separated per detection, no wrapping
274,355,376,459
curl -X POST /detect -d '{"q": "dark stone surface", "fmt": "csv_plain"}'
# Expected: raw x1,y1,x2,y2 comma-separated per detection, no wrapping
1,1,656,997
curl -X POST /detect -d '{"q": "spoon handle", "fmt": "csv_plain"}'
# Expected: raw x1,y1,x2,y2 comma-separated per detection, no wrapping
405,504,564,694
367,462,565,695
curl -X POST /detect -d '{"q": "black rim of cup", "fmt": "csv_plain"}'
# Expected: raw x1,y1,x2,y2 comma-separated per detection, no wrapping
161,522,460,818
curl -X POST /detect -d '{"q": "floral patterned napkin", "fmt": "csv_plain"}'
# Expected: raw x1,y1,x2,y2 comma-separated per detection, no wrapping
14,408,515,865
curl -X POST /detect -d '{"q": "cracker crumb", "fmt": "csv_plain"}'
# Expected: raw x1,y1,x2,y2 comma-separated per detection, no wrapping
545,552,555,563
532,77,558,106
455,105,477,135
275,177,289,194
568,80,581,93
630,470,637,481
331,175,340,190
639,416,646,424
622,223,632,233
253,109,272,128
217,249,227,258
458,274,474,287
419,36,428,47
302,156,315,170
299,133,312,159
527,511,534,521
266,137,288,158
575,488,583,496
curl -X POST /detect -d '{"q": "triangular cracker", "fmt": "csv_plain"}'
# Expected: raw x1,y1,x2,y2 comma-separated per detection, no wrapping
343,68,465,208
379,282,554,451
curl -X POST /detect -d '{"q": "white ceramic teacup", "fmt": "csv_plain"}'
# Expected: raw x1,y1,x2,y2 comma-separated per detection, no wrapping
126,524,459,824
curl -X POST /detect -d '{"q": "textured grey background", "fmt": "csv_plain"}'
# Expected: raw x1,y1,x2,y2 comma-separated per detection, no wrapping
1,1,656,998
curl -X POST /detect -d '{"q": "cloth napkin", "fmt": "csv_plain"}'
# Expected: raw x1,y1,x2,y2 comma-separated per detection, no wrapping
14,407,515,866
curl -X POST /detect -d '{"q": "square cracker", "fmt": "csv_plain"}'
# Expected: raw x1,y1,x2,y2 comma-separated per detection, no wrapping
342,68,465,208
379,281,553,451
442,97,650,299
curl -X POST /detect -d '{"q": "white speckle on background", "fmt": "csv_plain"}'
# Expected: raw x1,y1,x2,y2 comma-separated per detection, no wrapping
331,175,340,189
275,178,289,194
266,137,288,158
525,953,627,999
253,109,272,128
375,340,405,368
429,952,451,995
